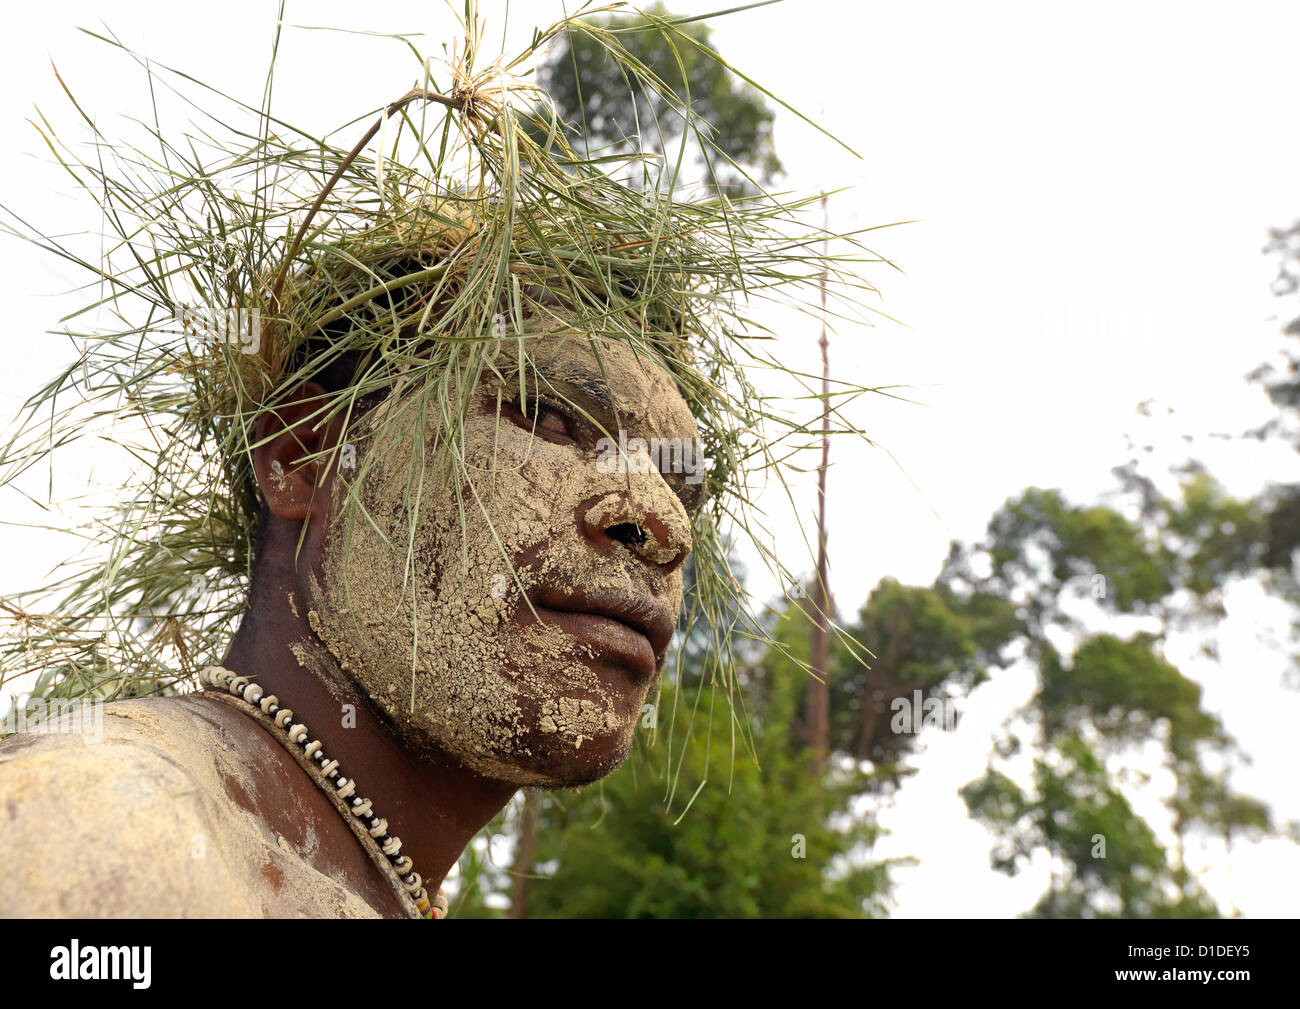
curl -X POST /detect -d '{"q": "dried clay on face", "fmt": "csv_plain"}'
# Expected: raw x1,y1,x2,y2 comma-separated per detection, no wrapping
305,328,698,786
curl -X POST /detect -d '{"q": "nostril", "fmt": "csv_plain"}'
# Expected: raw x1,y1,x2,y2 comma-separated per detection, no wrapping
606,522,648,549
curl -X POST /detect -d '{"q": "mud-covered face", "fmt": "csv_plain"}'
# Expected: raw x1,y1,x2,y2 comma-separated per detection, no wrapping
307,330,702,787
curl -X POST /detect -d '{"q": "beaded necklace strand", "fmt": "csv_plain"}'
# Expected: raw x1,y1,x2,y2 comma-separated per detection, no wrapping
200,665,447,920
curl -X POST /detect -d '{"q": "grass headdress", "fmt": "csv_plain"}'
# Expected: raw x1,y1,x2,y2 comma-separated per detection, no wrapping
0,2,889,745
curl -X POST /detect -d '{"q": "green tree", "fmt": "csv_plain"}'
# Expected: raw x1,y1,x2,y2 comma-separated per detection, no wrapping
826,577,1021,774
961,730,1220,918
536,3,782,194
1243,220,1300,636
944,481,1277,916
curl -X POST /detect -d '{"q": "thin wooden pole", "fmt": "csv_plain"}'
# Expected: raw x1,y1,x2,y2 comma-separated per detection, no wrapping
807,191,831,775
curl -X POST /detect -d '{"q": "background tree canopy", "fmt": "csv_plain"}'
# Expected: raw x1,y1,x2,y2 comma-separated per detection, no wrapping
536,2,782,193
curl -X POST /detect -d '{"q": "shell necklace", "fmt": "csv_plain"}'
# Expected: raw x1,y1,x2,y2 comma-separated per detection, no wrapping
200,665,447,919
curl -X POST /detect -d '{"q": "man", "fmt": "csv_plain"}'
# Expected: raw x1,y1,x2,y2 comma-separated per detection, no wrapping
0,292,706,916
0,13,864,918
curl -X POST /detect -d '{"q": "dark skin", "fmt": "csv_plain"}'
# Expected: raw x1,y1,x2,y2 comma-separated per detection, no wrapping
198,382,517,915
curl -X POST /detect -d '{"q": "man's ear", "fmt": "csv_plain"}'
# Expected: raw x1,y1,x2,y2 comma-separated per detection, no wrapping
253,381,344,523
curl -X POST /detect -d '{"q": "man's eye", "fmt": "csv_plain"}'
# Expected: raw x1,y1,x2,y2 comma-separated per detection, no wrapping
508,396,575,442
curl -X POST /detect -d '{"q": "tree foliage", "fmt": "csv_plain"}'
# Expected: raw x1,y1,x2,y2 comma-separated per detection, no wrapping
825,577,1020,769
1245,220,1300,617
946,479,1277,917
536,2,782,193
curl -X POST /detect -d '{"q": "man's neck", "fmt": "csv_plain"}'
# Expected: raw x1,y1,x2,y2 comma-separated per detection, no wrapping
222,559,517,901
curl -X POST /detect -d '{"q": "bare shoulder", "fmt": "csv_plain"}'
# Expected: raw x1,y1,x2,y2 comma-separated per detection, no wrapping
0,696,380,918
0,696,241,917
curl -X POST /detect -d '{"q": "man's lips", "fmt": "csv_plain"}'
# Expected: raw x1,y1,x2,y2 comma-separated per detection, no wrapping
528,585,675,680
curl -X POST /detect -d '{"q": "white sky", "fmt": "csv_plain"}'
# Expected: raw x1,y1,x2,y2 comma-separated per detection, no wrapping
1,0,1298,917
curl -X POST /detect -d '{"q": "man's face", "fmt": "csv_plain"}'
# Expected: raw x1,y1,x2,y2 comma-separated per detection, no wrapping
307,329,701,787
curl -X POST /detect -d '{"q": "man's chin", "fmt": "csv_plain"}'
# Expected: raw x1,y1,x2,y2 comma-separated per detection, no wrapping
454,726,636,789
363,681,643,787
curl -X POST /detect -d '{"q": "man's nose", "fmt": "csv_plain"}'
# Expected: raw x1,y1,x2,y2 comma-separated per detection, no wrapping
581,491,691,573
